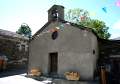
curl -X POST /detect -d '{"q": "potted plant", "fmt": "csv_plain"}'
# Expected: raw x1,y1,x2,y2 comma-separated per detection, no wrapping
29,68,41,76
64,71,80,80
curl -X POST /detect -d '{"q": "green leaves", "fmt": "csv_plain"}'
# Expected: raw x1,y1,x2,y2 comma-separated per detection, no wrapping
16,23,32,38
65,9,90,23
65,8,111,39
88,19,111,39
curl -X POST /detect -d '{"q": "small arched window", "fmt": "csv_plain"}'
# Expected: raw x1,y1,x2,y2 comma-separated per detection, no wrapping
52,31,58,40
51,9,58,19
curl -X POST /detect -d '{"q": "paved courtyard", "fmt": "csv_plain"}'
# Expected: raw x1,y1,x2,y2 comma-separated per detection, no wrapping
0,69,52,84
0,74,98,84
0,74,52,84
0,68,98,84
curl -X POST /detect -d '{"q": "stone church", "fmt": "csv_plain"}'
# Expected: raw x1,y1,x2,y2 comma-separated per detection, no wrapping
28,5,99,80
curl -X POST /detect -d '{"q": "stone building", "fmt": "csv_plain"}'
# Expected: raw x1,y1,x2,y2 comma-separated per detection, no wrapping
98,39,120,83
28,5,99,80
0,29,29,67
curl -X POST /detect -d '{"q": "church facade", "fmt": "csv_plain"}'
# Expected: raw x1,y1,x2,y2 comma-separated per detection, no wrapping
28,5,99,80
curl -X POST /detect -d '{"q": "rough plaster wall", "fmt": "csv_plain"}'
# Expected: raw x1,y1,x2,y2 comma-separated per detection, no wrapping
90,33,99,72
29,21,98,80
29,22,58,73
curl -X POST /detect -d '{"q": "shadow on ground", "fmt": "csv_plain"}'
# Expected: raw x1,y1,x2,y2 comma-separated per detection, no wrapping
0,67,27,78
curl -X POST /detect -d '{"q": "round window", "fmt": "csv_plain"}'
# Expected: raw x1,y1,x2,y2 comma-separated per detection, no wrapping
52,31,58,40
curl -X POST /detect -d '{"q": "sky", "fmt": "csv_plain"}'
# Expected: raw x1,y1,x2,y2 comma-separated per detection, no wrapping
0,0,120,39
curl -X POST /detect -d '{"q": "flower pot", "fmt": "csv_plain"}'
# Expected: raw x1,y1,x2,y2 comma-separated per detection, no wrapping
64,72,80,80
30,68,41,76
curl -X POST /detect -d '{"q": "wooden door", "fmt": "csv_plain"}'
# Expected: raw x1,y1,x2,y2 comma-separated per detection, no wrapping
49,52,58,75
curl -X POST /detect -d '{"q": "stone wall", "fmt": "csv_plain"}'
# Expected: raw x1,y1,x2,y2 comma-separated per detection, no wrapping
29,21,98,80
0,37,28,69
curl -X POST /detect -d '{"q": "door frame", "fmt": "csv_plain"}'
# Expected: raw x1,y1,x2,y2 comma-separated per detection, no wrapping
48,52,58,75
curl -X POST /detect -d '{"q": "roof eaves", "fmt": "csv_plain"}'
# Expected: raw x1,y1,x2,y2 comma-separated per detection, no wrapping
31,21,52,40
31,19,100,41
0,29,29,41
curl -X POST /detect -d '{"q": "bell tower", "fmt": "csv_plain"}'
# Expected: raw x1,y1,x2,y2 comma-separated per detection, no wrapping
48,5,64,21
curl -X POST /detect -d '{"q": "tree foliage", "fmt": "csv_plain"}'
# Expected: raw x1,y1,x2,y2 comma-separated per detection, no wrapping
65,9,111,39
16,23,32,38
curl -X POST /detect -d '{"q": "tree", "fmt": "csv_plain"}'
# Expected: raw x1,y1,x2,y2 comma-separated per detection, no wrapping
87,19,111,39
16,23,32,38
65,8,90,24
65,9,111,39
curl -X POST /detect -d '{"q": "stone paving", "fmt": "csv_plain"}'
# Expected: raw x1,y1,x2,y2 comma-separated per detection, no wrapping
0,69,99,84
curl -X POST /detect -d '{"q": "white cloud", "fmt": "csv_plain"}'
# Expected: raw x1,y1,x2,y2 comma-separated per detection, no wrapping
110,33,120,39
0,11,48,35
109,20,120,39
112,20,120,29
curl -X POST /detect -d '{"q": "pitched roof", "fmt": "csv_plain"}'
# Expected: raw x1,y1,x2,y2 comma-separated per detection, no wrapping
32,19,99,40
32,21,51,38
48,5,64,12
0,29,29,40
